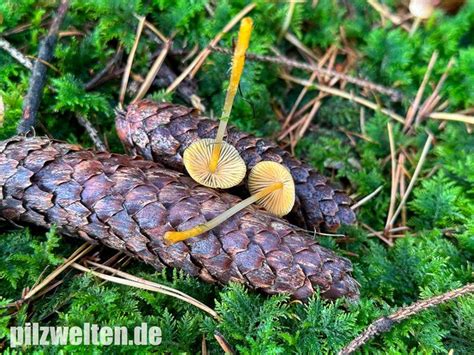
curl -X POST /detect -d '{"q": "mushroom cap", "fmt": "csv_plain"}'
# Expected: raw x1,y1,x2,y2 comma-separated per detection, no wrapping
409,0,435,19
248,161,295,217
183,138,246,189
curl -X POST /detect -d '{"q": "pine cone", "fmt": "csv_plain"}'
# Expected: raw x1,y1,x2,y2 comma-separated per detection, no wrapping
116,100,356,232
0,136,359,301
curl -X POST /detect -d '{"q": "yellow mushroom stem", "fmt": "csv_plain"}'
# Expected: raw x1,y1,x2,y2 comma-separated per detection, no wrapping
164,181,283,245
209,17,253,173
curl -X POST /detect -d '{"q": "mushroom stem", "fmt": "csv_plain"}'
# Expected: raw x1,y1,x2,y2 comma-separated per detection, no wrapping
164,181,282,245
209,17,253,173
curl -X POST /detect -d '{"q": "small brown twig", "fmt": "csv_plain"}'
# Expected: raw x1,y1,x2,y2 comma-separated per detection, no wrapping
132,39,171,103
367,0,411,31
385,122,397,230
404,51,438,132
351,185,384,210
280,45,337,140
17,0,70,134
429,112,474,125
84,46,123,91
76,114,107,151
166,3,256,93
279,0,298,38
281,73,406,123
361,222,393,247
284,32,320,62
214,331,236,354
7,243,94,308
416,58,455,126
388,132,433,227
119,16,146,106
1,24,105,149
2,13,52,37
211,46,403,100
339,283,474,354
71,261,219,319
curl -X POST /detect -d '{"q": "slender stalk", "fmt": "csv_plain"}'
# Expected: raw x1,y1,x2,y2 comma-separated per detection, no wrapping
164,182,282,244
209,17,253,173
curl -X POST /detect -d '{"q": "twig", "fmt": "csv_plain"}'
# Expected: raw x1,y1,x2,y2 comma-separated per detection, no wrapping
429,112,474,125
281,70,318,130
385,122,397,229
85,46,123,91
361,222,393,246
295,47,340,142
367,0,411,31
3,27,106,148
339,283,474,354
134,15,168,43
214,331,236,354
388,133,433,226
281,73,406,123
280,46,337,141
71,261,219,319
119,16,146,106
284,33,319,62
0,37,34,70
202,335,208,355
360,108,366,135
368,226,410,236
280,0,297,37
211,46,403,100
282,45,336,127
351,185,384,210
404,51,438,131
76,114,107,151
399,155,407,225
166,2,256,93
190,3,256,78
132,39,171,103
17,0,70,134
2,13,52,37
23,243,94,301
416,58,455,125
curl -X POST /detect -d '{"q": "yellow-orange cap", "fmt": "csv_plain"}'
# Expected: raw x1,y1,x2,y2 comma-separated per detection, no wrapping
183,138,246,189
247,161,295,217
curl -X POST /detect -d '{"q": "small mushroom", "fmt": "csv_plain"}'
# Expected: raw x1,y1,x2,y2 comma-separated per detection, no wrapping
183,17,253,189
184,138,246,189
409,0,435,19
164,161,296,245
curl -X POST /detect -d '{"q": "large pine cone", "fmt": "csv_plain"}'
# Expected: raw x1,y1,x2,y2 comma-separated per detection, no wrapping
116,100,356,232
0,136,359,301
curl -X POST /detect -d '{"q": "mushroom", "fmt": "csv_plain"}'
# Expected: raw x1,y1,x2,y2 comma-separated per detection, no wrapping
183,17,253,189
183,138,246,189
409,0,435,19
164,161,296,245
